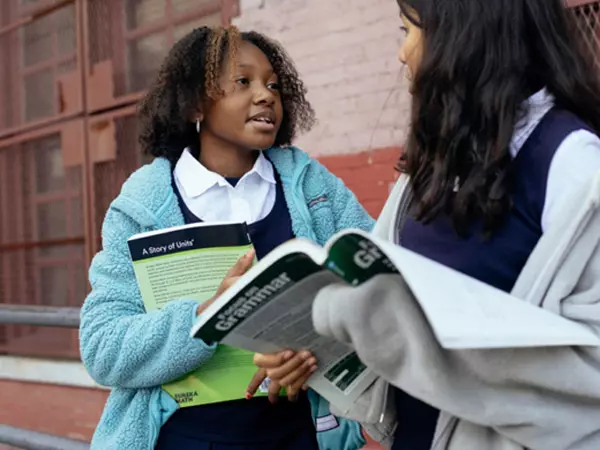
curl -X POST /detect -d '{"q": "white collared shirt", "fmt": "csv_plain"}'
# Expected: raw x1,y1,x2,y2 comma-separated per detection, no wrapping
173,148,277,224
510,89,600,231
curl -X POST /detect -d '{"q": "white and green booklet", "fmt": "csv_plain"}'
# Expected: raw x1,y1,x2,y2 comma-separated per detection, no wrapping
128,221,267,408
190,228,600,412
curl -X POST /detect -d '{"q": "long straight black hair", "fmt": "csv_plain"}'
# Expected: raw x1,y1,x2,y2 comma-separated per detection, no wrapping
397,0,600,234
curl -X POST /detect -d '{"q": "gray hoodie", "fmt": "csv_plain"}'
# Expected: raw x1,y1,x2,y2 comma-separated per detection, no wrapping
313,172,600,450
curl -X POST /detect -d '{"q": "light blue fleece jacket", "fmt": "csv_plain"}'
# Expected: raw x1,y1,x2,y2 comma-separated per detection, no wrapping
80,146,375,450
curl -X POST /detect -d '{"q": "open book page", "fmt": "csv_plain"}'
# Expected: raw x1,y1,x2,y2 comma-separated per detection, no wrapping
334,230,600,349
192,250,378,412
193,238,328,317
128,221,266,407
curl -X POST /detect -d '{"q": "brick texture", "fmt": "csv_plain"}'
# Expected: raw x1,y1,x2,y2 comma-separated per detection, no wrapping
319,147,400,218
0,380,107,442
233,0,411,156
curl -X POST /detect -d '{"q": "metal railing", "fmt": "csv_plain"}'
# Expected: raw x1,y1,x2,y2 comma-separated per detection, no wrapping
0,305,90,450
0,425,89,450
0,305,80,327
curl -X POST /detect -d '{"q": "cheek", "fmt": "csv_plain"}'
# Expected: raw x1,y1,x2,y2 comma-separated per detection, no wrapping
208,100,245,127
405,40,422,72
274,96,284,119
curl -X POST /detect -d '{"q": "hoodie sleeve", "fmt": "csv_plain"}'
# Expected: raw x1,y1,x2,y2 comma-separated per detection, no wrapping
313,273,600,450
79,206,216,389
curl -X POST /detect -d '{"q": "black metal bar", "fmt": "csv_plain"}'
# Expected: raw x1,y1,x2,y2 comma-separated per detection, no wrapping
0,305,80,327
0,424,89,450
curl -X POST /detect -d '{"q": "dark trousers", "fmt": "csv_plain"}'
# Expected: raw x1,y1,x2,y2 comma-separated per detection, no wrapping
155,427,319,450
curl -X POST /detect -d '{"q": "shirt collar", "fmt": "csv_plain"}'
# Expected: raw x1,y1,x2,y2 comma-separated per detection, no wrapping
510,88,555,158
246,149,276,185
174,148,276,199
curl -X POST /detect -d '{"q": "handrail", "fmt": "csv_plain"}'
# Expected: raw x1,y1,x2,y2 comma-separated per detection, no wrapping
0,305,80,327
0,424,89,450
0,305,88,448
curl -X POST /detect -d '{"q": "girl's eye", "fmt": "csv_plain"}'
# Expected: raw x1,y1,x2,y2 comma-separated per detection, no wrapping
236,77,250,86
399,26,408,36
268,82,280,90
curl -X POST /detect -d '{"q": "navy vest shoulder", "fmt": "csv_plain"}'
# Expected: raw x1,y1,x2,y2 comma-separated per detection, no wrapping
391,109,595,450
174,174,295,260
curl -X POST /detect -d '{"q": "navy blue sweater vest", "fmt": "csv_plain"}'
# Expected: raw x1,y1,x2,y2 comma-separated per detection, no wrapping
391,109,594,450
174,174,296,260
157,174,317,447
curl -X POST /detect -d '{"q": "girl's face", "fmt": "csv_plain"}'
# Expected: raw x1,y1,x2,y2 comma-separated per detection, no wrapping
200,41,284,152
398,8,423,88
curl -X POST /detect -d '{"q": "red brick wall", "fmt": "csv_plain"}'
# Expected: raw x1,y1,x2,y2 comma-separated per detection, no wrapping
320,147,400,218
0,380,107,442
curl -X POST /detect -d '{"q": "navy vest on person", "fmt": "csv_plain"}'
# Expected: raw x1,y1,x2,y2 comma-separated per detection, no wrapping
157,173,317,447
391,109,594,450
175,174,296,260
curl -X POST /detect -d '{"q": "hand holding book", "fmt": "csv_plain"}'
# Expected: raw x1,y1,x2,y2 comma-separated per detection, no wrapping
258,350,317,398
247,351,318,402
127,221,280,407
196,249,256,316
200,248,317,402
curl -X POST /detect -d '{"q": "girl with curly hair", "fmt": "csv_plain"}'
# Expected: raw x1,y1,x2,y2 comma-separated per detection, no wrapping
79,25,372,450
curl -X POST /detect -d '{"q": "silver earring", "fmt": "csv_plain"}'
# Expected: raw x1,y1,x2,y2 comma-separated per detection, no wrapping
196,118,201,133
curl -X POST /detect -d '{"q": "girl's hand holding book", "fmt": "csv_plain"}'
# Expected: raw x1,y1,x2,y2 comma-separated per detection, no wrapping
196,249,256,316
247,351,318,403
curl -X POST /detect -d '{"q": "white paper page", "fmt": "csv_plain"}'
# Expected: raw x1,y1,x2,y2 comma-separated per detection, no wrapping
367,235,600,349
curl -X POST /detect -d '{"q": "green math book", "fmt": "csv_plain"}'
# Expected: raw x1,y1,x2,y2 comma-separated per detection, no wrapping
127,221,267,408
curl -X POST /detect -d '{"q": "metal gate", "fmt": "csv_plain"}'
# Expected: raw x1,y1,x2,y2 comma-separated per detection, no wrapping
0,0,239,359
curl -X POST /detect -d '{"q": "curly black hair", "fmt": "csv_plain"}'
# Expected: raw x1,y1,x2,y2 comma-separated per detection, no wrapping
138,26,316,165
397,0,600,235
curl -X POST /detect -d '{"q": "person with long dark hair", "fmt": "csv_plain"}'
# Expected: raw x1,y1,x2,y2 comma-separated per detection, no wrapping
255,1,600,448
